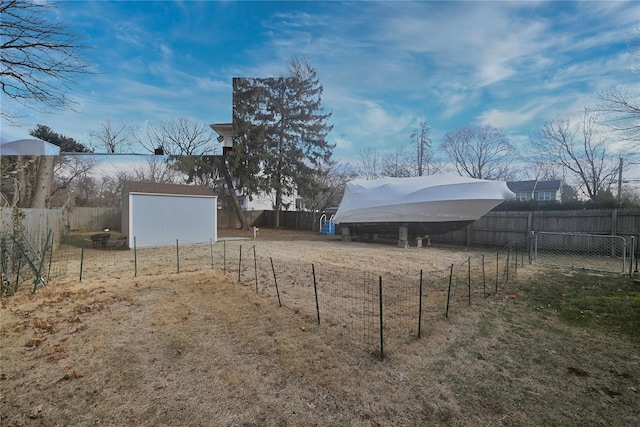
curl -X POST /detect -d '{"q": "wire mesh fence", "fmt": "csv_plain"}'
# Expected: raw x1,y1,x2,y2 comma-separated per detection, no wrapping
5,227,636,361
232,245,514,359
1,229,56,296
2,232,526,360
533,232,630,274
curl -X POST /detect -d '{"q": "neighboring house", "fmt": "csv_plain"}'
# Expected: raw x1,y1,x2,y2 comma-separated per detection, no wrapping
121,181,217,248
507,180,562,202
210,123,301,211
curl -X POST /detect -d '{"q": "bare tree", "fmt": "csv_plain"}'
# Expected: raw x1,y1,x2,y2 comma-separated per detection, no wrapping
410,120,432,176
0,0,90,122
530,109,620,201
118,156,180,184
48,154,97,207
90,119,131,153
1,127,98,209
29,157,55,208
381,147,412,178
441,125,515,180
131,118,216,155
0,155,36,207
524,161,567,182
595,87,640,141
297,161,358,212
358,147,381,180
595,29,640,141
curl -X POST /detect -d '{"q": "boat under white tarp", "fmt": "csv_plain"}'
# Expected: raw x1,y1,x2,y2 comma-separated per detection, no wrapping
333,174,515,236
0,132,61,156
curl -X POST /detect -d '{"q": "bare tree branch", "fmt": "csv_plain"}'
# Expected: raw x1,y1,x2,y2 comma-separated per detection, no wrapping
440,125,515,180
358,147,380,180
130,118,216,155
0,0,91,121
90,119,131,154
530,109,620,201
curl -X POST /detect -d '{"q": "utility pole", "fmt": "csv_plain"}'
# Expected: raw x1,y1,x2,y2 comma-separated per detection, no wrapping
617,157,623,201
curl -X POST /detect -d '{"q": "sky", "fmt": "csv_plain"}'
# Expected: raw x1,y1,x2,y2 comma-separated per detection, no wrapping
1,1,639,175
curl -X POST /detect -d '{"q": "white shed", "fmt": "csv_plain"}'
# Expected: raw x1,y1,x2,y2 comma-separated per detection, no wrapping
121,181,217,249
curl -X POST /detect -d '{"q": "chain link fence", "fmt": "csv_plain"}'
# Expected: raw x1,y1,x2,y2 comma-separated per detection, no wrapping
533,232,632,274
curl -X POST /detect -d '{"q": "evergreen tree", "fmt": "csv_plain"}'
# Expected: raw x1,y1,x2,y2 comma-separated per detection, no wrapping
233,58,333,227
30,124,91,152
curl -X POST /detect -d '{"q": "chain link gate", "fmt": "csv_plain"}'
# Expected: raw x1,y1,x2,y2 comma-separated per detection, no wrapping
532,231,631,274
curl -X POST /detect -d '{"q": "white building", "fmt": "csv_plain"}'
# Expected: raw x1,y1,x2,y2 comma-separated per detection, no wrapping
121,181,217,248
210,123,301,211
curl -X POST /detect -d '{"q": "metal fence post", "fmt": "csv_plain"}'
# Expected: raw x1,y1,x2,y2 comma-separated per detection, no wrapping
238,244,242,282
418,270,423,339
467,257,471,306
312,264,320,325
253,245,258,293
134,237,137,277
270,257,282,307
79,239,85,282
47,231,54,283
495,252,499,294
379,276,384,361
482,254,486,298
210,238,214,270
446,264,453,318
629,236,635,277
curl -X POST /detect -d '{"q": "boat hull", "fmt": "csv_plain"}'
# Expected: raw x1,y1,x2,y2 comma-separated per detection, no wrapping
339,220,474,236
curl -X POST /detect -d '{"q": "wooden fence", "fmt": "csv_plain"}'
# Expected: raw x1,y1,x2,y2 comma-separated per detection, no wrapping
2,207,638,249
431,208,640,248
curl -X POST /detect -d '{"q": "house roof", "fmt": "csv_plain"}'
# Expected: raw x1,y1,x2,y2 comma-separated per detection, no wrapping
122,181,216,197
507,180,561,193
210,123,232,136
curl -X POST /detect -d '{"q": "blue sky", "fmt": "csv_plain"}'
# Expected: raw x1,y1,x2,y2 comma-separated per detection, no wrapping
2,1,639,169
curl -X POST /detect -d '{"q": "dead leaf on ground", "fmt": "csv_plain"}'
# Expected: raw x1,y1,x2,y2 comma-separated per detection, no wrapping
154,378,169,389
29,404,43,418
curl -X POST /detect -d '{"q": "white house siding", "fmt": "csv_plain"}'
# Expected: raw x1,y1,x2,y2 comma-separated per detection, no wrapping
242,190,299,211
128,194,217,248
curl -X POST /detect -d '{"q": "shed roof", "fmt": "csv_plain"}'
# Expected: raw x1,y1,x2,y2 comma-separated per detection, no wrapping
122,181,216,197
507,180,561,193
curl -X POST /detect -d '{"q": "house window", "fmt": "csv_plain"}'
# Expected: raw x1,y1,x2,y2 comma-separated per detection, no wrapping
537,191,553,201
517,193,528,201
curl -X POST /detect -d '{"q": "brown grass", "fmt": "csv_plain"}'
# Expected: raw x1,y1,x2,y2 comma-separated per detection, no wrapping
1,229,639,426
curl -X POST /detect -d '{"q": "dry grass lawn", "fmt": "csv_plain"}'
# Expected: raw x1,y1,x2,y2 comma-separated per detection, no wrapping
1,229,638,426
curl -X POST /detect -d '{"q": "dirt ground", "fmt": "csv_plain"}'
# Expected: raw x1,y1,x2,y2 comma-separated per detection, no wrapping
1,229,638,426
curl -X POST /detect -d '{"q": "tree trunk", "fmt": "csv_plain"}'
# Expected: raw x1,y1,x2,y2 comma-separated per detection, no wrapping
11,156,25,207
274,187,282,228
30,156,55,208
220,160,249,230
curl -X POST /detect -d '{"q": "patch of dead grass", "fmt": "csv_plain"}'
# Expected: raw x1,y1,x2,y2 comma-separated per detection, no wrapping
1,230,638,426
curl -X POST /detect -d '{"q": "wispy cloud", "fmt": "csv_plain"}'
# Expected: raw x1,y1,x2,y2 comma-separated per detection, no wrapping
3,0,638,167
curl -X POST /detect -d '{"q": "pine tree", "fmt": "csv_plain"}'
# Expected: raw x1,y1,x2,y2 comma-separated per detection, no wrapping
233,58,333,227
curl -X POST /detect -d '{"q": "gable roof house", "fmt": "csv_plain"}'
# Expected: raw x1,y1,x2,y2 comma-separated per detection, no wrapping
210,123,302,211
121,181,217,248
507,180,562,202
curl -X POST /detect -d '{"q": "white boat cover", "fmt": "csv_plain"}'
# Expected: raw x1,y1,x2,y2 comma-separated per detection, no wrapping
333,174,515,225
0,131,61,156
